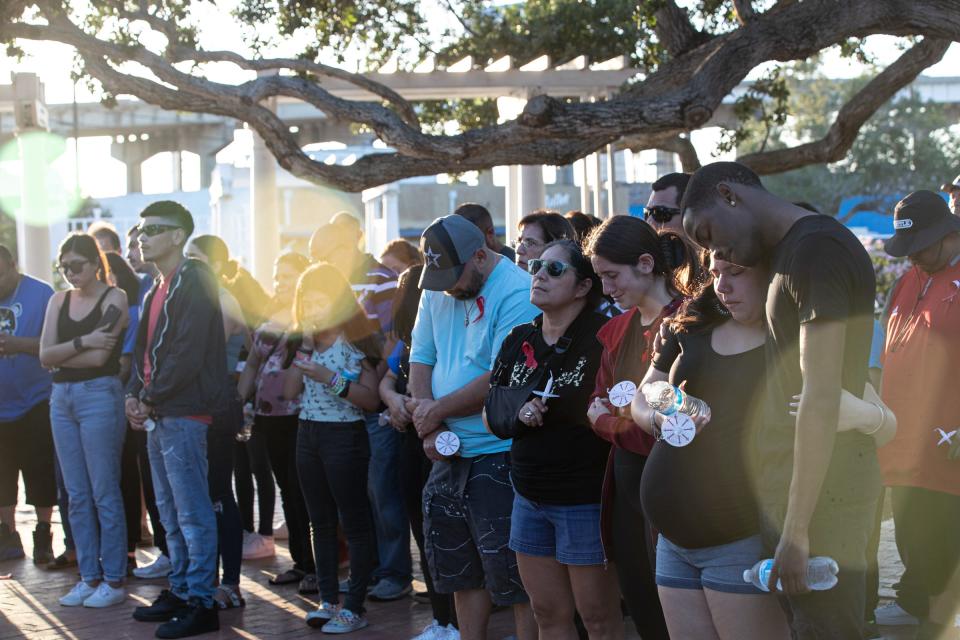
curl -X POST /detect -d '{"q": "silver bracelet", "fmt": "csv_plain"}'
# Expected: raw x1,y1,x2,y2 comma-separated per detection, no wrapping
865,403,885,436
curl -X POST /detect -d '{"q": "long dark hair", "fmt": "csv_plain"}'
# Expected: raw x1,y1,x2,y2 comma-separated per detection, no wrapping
584,216,696,298
292,263,382,365
669,250,729,334
393,265,424,346
540,239,603,309
59,233,111,284
105,252,140,306
584,217,698,383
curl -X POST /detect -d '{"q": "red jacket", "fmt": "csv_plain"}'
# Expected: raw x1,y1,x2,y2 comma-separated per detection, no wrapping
591,301,681,560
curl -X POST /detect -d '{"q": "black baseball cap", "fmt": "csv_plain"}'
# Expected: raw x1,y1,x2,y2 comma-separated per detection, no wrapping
419,215,485,291
884,190,960,258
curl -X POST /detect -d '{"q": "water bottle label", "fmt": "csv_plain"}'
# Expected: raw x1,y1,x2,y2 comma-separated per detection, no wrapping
757,560,773,587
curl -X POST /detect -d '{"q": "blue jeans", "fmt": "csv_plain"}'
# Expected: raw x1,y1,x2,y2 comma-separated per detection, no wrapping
148,416,217,606
365,414,412,584
50,376,127,583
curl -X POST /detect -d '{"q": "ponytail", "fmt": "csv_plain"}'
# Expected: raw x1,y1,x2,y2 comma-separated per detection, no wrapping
584,217,700,298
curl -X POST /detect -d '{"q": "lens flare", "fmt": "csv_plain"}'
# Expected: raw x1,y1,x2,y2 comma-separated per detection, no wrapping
0,131,80,227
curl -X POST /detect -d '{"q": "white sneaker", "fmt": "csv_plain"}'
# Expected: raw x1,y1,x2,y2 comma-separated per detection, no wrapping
875,601,920,626
242,533,275,560
273,521,289,540
133,554,172,579
83,582,126,608
411,620,447,640
59,581,97,607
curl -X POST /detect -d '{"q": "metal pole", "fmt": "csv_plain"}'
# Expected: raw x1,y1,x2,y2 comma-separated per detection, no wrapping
606,143,616,217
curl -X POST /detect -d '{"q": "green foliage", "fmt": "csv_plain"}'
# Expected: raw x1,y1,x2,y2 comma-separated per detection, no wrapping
757,85,960,215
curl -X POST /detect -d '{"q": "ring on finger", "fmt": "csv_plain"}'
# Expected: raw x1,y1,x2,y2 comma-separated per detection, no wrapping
524,409,534,419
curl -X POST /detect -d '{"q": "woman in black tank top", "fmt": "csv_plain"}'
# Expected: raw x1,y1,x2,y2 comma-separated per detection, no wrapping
39,233,129,608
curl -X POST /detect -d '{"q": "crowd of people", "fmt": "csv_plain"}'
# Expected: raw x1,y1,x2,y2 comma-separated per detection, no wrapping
0,162,958,640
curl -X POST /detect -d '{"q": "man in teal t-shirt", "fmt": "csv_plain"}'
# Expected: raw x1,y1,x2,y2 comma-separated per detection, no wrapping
409,215,538,639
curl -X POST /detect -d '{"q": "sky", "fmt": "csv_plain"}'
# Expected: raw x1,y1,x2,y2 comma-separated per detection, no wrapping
1,1,959,200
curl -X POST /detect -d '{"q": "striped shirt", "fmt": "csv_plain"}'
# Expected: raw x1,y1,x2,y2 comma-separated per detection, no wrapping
350,254,398,335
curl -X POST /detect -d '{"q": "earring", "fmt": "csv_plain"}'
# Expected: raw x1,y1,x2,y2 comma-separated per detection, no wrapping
727,199,736,207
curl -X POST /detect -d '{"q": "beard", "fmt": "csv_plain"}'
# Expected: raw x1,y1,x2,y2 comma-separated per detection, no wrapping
450,269,484,300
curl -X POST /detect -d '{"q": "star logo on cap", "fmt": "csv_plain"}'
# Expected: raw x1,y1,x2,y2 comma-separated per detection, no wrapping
424,246,441,268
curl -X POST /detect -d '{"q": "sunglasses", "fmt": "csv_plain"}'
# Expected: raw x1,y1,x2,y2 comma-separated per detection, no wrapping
58,260,89,275
528,259,573,278
138,224,181,238
644,206,681,224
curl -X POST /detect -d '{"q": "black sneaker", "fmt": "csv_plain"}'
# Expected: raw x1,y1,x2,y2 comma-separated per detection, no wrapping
133,589,189,622
0,523,25,561
33,522,54,566
155,598,219,639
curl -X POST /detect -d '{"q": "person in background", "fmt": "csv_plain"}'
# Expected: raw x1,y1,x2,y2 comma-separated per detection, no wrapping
379,239,422,277
874,191,960,639
126,201,227,639
379,264,459,640
310,213,411,602
455,202,515,263
583,216,693,640
283,263,382,634
40,233,129,608
187,235,272,565
408,215,539,640
487,240,622,640
644,173,691,235
238,252,317,595
186,235,250,610
124,224,171,581
940,173,960,216
515,210,575,272
682,162,879,639
106,251,150,573
563,211,600,246
0,244,57,565
88,221,123,255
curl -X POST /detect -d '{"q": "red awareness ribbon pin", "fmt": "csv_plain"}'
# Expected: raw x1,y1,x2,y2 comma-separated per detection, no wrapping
520,341,538,369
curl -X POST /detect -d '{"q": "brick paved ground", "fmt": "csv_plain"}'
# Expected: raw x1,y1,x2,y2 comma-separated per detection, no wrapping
0,484,928,640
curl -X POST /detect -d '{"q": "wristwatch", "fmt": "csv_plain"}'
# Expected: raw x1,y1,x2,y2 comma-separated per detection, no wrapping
73,336,83,351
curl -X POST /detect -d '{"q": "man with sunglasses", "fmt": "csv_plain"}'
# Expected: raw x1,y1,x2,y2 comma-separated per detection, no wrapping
643,173,691,236
0,244,57,566
408,214,539,640
875,191,960,636
125,201,228,639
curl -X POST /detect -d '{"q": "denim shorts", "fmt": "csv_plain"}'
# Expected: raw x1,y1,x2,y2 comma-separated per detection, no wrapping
655,533,765,595
509,493,605,566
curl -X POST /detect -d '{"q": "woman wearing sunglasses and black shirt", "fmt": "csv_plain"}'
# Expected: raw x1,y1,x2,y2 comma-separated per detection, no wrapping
486,240,622,639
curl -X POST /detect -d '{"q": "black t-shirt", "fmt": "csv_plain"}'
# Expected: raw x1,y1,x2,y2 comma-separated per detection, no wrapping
641,326,765,549
761,215,878,505
493,308,611,505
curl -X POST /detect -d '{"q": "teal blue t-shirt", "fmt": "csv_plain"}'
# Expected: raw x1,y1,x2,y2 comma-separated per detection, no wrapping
410,258,539,456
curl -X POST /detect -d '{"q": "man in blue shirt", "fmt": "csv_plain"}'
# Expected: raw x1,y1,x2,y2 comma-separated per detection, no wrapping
0,244,57,564
408,215,539,640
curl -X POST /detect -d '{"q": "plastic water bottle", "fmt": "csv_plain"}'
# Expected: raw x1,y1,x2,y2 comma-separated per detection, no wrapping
236,403,255,442
743,557,840,592
641,380,710,419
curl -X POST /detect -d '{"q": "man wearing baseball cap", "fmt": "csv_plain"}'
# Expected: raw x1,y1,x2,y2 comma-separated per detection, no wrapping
875,190,960,636
939,174,960,216
407,214,538,640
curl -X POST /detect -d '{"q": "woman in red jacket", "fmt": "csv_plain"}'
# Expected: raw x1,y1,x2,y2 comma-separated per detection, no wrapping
584,216,697,639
